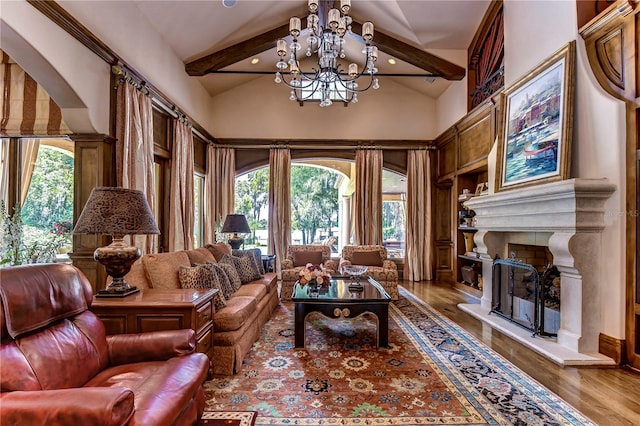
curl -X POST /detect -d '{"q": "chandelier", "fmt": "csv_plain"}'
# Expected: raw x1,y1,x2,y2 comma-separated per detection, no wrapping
275,0,379,107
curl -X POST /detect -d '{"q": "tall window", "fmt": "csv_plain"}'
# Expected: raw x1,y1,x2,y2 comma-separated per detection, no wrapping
235,168,270,248
382,171,406,259
1,139,74,265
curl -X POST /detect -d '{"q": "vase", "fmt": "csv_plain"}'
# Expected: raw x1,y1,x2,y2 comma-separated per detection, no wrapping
294,283,308,298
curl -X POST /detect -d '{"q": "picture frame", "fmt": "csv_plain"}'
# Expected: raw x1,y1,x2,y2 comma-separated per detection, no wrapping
495,41,575,192
475,183,486,196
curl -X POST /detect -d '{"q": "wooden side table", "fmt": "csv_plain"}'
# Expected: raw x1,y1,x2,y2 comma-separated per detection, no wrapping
90,288,216,361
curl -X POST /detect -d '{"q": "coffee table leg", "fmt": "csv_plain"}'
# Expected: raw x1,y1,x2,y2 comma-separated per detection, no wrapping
294,303,305,348
378,305,389,348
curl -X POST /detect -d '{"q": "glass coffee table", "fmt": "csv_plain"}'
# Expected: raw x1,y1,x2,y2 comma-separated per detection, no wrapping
291,276,391,348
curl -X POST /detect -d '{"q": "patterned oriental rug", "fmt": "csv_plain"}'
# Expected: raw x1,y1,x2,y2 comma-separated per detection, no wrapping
204,287,594,425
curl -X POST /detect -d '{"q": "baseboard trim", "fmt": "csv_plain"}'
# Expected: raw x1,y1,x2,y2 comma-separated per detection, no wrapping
599,333,625,365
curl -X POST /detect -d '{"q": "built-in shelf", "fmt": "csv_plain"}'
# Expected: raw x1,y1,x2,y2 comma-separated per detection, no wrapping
458,254,481,262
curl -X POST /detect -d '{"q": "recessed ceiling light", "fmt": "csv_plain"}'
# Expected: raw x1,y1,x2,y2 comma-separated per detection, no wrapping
222,0,237,8
251,58,260,65
388,58,397,65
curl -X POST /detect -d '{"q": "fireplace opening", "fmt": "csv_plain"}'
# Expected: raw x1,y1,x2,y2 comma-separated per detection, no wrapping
491,245,561,337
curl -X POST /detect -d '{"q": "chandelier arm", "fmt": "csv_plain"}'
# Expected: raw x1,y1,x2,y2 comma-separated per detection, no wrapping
333,73,377,93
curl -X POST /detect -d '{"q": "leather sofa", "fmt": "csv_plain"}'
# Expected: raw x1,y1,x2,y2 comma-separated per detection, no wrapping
0,263,209,426
125,244,279,375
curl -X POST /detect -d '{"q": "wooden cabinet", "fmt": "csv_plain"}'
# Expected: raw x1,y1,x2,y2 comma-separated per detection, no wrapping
91,288,216,360
433,96,496,295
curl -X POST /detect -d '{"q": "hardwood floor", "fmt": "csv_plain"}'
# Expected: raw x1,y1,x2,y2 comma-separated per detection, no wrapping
401,280,640,426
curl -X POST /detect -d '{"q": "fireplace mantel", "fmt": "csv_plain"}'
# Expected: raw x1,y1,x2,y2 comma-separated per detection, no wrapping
459,178,617,365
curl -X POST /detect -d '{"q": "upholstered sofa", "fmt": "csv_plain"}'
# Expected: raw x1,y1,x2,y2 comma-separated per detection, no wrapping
340,245,399,300
0,263,209,426
125,244,279,375
280,245,338,300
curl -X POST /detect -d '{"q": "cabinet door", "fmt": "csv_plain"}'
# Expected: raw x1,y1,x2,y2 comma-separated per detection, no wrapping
433,181,453,280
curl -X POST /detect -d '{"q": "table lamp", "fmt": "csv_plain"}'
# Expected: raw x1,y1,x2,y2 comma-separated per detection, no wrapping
73,187,160,297
221,214,251,249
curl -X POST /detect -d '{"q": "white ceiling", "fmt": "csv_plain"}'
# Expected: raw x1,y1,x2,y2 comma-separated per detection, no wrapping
129,0,491,99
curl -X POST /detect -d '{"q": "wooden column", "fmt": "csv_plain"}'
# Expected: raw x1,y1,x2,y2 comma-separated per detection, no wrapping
580,0,639,367
68,133,116,293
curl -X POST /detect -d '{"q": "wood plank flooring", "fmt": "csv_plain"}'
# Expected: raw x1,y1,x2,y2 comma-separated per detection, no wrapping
401,280,640,426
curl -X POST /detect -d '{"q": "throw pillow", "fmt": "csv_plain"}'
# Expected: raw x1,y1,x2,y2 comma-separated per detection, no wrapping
351,250,383,267
235,248,265,275
204,242,232,261
232,249,263,277
220,253,260,284
202,262,236,300
216,261,242,292
178,264,226,311
293,250,323,267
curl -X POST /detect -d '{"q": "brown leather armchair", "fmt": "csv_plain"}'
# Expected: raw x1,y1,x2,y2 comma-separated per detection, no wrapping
0,263,210,426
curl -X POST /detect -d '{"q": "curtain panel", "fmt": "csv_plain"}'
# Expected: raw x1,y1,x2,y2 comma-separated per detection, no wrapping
406,149,433,281
19,139,39,205
169,120,195,251
204,145,235,243
354,148,383,245
268,148,291,277
115,82,156,254
1,51,71,137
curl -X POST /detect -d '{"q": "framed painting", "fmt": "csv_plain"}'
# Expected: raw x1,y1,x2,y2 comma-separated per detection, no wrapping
495,41,575,192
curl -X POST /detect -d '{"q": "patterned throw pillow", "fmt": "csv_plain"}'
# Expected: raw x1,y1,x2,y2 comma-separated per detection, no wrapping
201,262,236,300
232,249,264,276
220,253,260,284
216,261,242,292
178,264,226,311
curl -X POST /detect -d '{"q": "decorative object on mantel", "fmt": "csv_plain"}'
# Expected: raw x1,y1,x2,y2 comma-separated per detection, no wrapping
221,214,251,249
275,0,379,106
495,41,575,192
73,187,160,297
457,188,474,202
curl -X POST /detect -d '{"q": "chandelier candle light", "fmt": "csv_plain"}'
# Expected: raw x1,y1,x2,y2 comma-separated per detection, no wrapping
275,0,379,107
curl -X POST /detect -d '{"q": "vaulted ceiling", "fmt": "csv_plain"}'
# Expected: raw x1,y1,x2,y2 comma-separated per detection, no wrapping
127,0,492,99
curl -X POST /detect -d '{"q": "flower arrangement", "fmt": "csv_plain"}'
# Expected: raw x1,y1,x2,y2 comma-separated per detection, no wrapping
298,263,331,290
51,220,73,236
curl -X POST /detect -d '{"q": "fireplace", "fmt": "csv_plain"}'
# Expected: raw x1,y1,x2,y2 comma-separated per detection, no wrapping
459,178,616,366
492,255,560,337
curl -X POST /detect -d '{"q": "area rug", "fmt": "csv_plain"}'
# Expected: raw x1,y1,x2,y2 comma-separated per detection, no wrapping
204,287,594,425
201,411,257,425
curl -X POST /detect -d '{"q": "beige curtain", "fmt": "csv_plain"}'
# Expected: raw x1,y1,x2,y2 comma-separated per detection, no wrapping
406,149,433,281
204,146,235,243
19,138,39,205
268,147,291,277
169,120,194,251
115,82,156,254
354,148,383,245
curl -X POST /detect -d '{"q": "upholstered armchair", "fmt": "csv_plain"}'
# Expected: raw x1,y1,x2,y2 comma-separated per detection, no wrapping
0,264,210,426
280,245,338,300
340,245,399,300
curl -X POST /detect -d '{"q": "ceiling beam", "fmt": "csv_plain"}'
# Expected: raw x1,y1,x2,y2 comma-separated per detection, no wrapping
185,23,289,76
185,20,465,81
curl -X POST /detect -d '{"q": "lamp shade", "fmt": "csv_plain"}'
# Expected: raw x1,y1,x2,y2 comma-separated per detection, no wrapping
73,187,160,237
221,214,251,234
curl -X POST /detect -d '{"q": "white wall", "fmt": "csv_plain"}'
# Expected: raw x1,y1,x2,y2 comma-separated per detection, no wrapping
502,0,626,339
57,0,214,135
210,74,437,140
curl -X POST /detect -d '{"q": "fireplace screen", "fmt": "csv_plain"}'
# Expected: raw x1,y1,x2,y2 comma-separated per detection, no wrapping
491,257,560,337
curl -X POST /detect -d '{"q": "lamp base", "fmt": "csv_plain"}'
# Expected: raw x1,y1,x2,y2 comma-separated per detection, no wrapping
227,235,244,250
96,286,140,298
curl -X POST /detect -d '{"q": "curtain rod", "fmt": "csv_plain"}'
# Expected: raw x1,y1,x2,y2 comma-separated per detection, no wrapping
215,143,437,151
